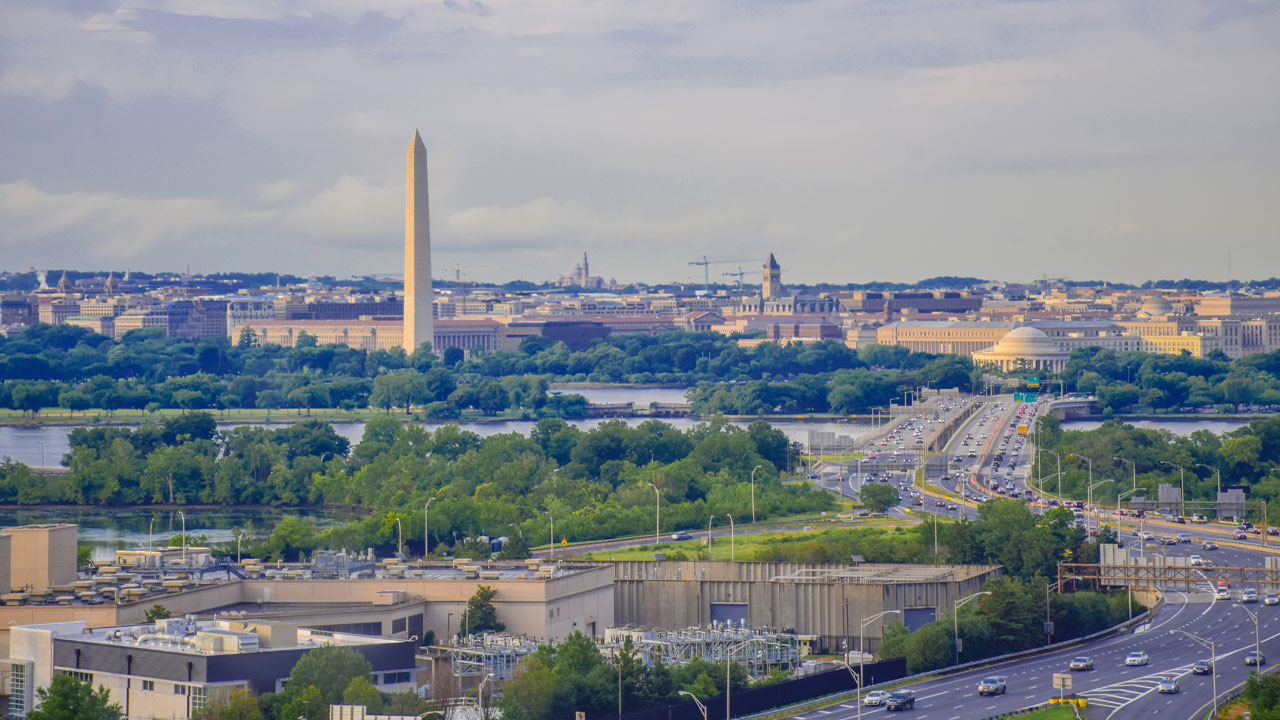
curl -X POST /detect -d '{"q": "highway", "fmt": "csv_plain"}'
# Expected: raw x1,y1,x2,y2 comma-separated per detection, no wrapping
782,394,1279,720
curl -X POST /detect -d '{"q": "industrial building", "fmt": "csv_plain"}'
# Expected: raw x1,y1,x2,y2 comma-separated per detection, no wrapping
612,561,1003,654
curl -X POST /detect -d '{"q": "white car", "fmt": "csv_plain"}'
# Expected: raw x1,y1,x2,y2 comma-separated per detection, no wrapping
864,690,889,706
1125,651,1150,666
1189,555,1204,567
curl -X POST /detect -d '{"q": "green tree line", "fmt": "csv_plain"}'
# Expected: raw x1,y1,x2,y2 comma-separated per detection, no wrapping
0,412,833,556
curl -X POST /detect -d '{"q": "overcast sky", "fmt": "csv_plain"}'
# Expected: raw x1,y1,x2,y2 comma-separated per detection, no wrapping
1,1,1277,285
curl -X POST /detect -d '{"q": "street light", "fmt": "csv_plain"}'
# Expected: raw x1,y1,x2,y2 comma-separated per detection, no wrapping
548,511,554,559
678,690,708,720
707,515,715,549
424,497,435,557
1161,461,1186,518
1087,480,1113,533
954,592,991,665
1044,450,1063,497
395,517,403,555
1113,456,1137,490
727,514,735,562
1234,604,1261,673
1171,629,1217,716
1197,463,1222,500
856,610,901,720
178,510,186,565
648,482,661,546
750,465,762,524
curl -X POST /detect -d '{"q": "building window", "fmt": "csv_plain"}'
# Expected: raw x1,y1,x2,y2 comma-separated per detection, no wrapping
191,686,207,712
60,670,93,684
142,680,155,692
175,684,188,695
381,671,412,684
10,663,26,715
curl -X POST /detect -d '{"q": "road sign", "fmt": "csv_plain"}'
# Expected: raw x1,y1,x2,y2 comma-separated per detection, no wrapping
561,538,568,546
1052,673,1072,691
1028,376,1040,387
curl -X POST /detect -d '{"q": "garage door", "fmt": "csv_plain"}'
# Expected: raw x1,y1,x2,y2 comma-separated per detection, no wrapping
710,602,749,627
903,607,936,632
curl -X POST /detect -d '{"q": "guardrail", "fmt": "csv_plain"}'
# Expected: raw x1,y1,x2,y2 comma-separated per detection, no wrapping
741,586,1165,720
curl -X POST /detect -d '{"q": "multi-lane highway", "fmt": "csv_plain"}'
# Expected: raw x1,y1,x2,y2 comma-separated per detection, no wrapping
783,394,1280,720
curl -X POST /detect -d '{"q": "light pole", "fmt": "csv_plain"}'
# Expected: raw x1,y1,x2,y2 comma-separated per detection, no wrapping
648,482,661,546
856,610,900,720
1171,629,1217,714
707,515,715,549
1042,450,1062,497
678,690,707,720
178,511,186,565
148,517,154,551
1197,463,1222,501
1044,578,1076,645
953,592,991,665
424,497,435,557
548,512,554,559
1087,480,1112,533
1068,453,1092,499
395,517,403,556
1161,461,1186,518
750,465,762,524
1234,604,1261,672
1114,456,1137,491
727,514,735,562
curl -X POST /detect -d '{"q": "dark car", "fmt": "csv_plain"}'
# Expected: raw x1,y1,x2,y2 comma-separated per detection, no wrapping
885,691,916,711
1192,660,1214,675
1246,651,1267,666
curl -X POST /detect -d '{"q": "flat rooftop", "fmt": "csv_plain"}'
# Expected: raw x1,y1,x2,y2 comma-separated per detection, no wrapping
50,619,401,656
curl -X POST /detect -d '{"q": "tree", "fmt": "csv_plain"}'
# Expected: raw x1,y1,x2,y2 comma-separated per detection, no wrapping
458,585,505,637
192,689,264,720
282,645,374,707
145,603,172,622
27,674,122,720
859,483,899,513
342,675,385,713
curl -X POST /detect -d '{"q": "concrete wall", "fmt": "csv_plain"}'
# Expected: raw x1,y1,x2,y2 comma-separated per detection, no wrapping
0,533,11,593
3,525,77,591
613,562,1003,653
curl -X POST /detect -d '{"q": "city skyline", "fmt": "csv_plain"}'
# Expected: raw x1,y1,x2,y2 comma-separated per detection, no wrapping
0,1,1277,284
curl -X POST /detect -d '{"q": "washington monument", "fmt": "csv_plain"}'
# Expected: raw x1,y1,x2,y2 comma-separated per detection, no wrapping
404,130,433,351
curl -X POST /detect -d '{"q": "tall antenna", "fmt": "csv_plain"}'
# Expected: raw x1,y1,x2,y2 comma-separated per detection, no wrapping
1227,250,1232,291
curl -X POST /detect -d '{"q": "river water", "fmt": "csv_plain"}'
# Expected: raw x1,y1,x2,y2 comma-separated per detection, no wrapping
0,384,1252,554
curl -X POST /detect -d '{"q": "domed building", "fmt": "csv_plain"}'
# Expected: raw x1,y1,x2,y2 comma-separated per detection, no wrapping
1136,295,1174,318
972,326,1069,372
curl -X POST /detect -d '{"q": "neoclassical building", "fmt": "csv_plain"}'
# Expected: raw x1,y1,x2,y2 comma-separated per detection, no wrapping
971,326,1070,372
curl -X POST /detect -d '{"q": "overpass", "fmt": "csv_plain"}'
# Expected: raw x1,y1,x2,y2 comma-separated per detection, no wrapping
1044,395,1098,419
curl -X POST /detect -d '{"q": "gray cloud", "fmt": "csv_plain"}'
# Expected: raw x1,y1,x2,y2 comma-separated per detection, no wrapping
0,0,1276,283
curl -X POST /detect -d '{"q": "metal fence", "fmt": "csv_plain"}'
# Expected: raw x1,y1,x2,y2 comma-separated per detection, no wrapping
588,658,907,720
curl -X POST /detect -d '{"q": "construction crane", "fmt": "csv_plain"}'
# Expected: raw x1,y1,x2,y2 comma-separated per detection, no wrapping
689,256,751,293
439,264,469,284
723,266,748,290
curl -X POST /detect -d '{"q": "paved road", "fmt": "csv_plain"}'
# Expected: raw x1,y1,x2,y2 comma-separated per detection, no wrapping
784,588,1280,720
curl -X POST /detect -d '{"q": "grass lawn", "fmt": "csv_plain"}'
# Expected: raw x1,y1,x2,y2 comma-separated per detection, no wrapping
1016,707,1079,720
573,523,917,562
806,452,866,462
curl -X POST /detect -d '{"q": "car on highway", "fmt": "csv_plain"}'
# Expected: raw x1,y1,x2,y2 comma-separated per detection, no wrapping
1069,656,1094,671
1125,651,1149,666
977,676,1007,695
1215,587,1231,600
1233,530,1249,540
884,690,916,711
1247,651,1267,666
1267,594,1280,606
1192,660,1214,675
1177,533,1191,543
1242,590,1258,603
1139,530,1155,541
1192,514,1208,523
1161,536,1178,545
670,532,694,541
1202,540,1219,550
1157,676,1180,694
1190,555,1204,566
863,690,889,706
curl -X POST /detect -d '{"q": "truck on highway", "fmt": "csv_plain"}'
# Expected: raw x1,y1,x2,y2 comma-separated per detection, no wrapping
977,676,1007,695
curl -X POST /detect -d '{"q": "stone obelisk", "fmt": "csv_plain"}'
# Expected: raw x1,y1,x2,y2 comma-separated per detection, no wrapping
404,130,433,352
